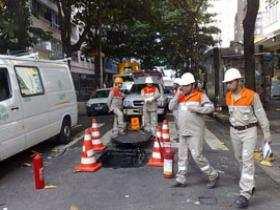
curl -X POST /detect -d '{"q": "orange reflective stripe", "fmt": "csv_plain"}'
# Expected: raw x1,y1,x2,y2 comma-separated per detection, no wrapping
226,87,255,106
178,89,203,103
112,87,122,98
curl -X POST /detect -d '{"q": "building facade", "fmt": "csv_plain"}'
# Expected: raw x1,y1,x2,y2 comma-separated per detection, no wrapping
29,0,97,101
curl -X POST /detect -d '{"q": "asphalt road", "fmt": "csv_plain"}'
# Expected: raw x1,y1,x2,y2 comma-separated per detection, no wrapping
0,113,280,210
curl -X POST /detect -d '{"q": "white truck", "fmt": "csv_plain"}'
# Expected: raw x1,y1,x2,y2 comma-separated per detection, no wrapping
0,55,78,161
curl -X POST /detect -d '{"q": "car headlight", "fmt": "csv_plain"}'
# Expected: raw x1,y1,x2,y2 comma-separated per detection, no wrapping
123,100,132,107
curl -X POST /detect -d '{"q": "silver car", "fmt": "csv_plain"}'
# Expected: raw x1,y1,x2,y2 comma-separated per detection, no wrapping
123,81,168,117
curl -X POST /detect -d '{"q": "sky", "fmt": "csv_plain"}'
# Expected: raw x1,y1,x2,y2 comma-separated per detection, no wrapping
208,0,237,47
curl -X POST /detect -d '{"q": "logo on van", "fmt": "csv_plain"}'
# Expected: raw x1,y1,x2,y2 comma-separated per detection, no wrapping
0,105,9,121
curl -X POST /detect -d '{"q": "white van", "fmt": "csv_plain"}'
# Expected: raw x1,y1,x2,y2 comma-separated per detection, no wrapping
0,55,78,161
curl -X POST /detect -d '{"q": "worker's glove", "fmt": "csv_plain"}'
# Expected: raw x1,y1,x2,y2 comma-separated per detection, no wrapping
262,142,272,159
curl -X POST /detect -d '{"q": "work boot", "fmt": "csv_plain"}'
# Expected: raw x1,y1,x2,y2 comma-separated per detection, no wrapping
207,172,219,189
234,195,249,209
171,170,187,188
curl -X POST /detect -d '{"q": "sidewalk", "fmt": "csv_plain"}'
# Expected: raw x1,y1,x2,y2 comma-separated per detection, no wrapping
212,99,280,184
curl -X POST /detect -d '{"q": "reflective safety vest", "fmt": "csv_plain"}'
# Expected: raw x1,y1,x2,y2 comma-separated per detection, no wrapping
226,87,258,126
178,89,203,110
112,87,123,99
142,86,158,97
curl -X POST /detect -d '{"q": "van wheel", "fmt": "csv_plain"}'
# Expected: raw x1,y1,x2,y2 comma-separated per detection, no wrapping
58,119,71,144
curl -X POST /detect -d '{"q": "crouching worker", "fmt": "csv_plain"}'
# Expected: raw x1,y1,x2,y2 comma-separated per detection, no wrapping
107,77,126,137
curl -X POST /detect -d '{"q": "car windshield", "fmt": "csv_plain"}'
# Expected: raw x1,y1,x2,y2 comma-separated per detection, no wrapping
93,90,109,98
130,84,160,94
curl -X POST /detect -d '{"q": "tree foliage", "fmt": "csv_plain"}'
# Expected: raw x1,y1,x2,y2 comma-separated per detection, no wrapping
0,0,51,54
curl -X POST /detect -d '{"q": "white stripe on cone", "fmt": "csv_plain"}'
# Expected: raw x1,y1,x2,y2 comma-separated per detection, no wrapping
81,156,96,165
84,134,92,141
152,152,161,159
86,149,94,157
162,133,169,139
92,131,100,138
154,141,160,148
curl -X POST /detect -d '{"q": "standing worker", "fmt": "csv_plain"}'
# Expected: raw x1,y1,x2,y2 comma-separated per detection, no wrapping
141,76,160,135
107,77,126,137
223,68,271,208
169,72,219,188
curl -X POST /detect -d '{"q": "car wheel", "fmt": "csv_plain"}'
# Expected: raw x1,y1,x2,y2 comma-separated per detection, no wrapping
57,118,72,144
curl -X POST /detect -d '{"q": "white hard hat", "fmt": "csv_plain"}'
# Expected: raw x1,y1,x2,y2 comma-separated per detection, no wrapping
223,68,242,83
145,76,153,84
180,72,195,86
173,78,181,85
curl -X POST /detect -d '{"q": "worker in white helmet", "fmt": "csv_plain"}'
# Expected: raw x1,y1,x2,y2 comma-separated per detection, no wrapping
141,76,160,135
107,77,126,137
223,68,271,208
170,72,219,188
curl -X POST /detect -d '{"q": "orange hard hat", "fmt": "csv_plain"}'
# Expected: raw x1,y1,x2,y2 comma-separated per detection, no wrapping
114,77,123,84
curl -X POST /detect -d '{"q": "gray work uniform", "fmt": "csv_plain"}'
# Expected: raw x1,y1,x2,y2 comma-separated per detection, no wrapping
169,89,218,184
226,87,271,200
107,86,126,135
141,85,160,135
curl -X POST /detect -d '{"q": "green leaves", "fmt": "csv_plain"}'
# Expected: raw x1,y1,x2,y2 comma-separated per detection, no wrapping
0,0,53,54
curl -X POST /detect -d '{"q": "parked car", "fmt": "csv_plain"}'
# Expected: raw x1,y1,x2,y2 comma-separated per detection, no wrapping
122,78,168,117
86,88,110,116
0,55,78,161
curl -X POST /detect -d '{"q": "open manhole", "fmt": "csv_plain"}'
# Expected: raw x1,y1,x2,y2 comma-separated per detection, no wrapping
99,148,148,168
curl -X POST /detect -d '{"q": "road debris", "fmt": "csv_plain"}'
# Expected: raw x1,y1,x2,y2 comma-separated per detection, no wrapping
44,184,57,190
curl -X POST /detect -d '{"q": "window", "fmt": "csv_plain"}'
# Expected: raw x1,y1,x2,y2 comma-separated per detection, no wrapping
15,66,44,97
0,68,11,101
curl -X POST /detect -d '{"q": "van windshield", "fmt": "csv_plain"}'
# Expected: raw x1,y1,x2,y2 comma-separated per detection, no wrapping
0,68,11,101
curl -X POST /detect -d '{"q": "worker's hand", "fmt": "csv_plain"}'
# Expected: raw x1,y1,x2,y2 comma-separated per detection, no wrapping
188,108,197,113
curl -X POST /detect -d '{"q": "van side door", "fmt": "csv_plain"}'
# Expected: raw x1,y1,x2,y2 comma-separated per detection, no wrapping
14,66,50,147
0,66,25,160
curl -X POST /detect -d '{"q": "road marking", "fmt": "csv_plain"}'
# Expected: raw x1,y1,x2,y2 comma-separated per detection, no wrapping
204,129,229,151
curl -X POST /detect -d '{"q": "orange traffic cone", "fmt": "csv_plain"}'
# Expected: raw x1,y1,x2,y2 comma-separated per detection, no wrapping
74,129,102,172
161,120,171,151
91,118,106,152
148,126,164,167
74,152,102,172
82,128,95,157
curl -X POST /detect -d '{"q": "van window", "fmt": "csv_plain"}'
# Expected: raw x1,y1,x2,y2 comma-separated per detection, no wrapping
15,66,44,97
0,68,11,101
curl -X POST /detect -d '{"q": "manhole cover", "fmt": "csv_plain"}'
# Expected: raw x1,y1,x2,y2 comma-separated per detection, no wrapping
99,148,148,168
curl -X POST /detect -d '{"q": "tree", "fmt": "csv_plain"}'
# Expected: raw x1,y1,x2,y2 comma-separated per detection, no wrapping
0,0,50,54
243,0,259,90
